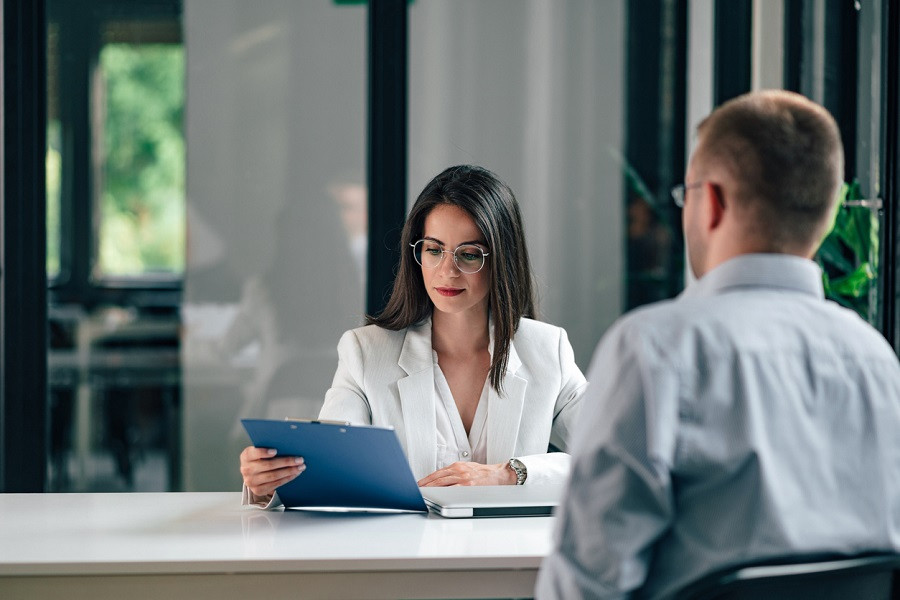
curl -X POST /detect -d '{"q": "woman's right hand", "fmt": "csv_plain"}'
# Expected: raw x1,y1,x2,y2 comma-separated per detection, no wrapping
240,446,305,497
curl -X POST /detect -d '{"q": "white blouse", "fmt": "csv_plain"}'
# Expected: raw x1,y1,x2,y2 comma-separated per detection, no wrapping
432,349,489,469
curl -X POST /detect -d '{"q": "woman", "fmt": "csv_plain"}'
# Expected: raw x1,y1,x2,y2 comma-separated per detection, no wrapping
241,165,586,507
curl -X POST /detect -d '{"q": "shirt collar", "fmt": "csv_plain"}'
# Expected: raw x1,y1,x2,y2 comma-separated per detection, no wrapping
680,253,825,301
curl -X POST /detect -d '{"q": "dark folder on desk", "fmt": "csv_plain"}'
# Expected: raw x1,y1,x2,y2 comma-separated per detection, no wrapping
241,418,428,512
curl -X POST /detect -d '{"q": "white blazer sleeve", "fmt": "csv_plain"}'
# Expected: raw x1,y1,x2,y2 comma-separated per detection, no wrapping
549,326,587,453
318,329,373,425
517,327,587,485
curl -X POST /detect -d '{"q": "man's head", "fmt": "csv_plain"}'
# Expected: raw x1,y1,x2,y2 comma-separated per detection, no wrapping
683,90,844,277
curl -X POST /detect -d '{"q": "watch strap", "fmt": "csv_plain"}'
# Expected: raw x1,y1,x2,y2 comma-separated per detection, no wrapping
508,458,527,485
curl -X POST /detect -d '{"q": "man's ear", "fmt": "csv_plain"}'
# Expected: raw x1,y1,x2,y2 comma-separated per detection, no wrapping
705,182,726,230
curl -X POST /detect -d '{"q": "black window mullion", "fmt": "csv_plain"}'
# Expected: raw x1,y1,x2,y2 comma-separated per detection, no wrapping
823,0,858,183
883,0,899,352
783,0,804,92
624,0,688,309
714,0,752,105
52,2,96,308
1,0,48,493
366,0,408,317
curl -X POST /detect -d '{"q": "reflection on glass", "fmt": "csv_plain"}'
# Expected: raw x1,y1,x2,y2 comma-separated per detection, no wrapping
181,0,367,491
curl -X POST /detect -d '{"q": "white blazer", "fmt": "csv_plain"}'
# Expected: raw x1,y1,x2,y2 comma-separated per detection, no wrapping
318,317,587,485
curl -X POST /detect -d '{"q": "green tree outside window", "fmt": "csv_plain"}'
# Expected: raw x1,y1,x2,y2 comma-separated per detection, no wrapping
98,43,185,277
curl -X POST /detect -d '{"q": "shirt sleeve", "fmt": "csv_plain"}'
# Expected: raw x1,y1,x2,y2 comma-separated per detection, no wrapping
535,319,677,599
240,486,283,510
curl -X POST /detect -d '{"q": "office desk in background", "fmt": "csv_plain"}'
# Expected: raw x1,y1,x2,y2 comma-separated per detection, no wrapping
0,492,553,599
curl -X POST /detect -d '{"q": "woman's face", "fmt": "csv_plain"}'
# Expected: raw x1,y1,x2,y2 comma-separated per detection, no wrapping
419,204,491,320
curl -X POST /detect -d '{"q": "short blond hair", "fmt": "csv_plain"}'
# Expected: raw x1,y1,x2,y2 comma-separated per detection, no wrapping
696,90,844,249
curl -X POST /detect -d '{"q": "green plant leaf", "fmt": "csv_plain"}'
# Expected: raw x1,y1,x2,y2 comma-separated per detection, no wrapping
830,262,874,298
814,178,879,323
816,238,854,273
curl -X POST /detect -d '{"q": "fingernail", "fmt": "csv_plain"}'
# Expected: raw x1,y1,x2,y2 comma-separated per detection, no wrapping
294,457,304,465
267,449,277,456
296,466,306,474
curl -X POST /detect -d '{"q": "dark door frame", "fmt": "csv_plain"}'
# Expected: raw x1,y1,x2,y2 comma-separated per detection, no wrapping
1,0,48,492
366,0,408,317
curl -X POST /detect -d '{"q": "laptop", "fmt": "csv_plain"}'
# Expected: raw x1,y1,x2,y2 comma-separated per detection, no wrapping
241,418,563,518
420,484,564,518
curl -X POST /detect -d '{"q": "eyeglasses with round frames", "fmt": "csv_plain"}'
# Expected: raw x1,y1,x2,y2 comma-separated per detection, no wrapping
410,239,490,274
670,182,705,208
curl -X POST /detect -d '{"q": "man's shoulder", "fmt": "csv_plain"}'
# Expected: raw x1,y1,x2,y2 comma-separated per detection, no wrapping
609,290,895,363
605,298,685,340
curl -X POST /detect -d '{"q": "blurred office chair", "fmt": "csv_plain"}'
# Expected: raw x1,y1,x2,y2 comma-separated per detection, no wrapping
674,553,900,600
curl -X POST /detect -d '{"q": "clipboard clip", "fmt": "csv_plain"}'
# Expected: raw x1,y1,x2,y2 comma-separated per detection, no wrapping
284,417,351,426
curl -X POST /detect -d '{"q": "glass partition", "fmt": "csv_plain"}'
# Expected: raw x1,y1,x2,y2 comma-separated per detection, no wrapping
180,0,367,490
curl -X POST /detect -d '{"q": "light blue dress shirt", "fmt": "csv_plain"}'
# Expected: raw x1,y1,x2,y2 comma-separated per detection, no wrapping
536,254,900,600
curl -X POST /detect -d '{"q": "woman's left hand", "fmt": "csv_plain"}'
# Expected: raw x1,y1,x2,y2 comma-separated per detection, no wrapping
417,461,516,487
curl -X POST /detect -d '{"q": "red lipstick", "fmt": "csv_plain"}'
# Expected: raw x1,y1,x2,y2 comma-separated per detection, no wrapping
436,287,464,297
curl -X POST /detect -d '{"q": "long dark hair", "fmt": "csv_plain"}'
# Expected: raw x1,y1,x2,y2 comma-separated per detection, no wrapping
367,165,537,394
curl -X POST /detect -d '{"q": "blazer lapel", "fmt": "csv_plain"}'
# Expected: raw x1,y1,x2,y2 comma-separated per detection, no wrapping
397,320,437,479
486,338,527,464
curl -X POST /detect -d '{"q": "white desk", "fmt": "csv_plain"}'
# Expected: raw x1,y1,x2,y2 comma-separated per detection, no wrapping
0,492,554,599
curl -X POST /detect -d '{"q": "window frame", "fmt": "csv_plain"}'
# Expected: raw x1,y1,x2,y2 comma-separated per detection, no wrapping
47,0,183,312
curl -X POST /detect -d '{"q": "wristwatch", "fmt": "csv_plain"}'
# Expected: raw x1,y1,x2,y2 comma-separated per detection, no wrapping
508,458,527,485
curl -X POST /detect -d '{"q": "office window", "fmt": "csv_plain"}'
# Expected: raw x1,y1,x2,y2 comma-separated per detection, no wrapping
46,0,184,492
48,4,184,295
95,36,185,278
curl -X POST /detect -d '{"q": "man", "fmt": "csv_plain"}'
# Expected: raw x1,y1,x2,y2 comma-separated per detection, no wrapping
536,90,900,599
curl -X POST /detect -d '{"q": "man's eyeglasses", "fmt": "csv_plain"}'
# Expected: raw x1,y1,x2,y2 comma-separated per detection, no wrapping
670,182,705,208
410,239,490,274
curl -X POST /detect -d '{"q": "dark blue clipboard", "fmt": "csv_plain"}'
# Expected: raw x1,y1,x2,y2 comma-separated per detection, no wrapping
241,419,427,512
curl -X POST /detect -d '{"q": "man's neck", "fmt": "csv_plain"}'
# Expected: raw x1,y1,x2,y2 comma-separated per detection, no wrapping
701,221,817,276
